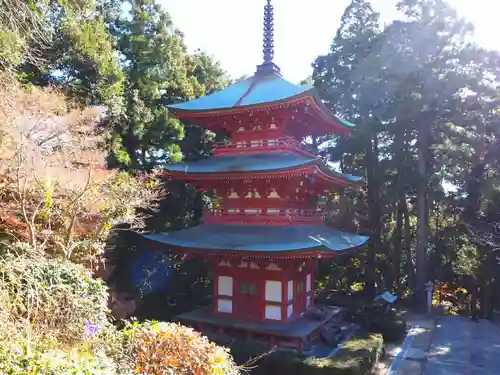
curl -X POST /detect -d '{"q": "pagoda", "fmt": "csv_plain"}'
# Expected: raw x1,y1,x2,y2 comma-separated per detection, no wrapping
143,0,368,353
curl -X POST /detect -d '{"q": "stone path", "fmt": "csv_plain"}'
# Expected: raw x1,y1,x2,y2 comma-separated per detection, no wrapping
381,315,435,375
424,316,500,375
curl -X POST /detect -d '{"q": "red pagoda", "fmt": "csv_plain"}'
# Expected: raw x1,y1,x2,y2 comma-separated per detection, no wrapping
143,0,368,354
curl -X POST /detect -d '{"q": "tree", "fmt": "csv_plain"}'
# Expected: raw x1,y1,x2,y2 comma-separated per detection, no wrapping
312,0,500,310
0,73,157,269
12,0,125,115
313,0,386,297
0,0,52,71
107,1,229,170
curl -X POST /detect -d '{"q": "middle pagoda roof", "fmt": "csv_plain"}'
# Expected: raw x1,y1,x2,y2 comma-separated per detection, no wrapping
161,152,362,188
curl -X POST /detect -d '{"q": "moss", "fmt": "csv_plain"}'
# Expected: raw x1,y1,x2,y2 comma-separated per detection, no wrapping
233,332,384,375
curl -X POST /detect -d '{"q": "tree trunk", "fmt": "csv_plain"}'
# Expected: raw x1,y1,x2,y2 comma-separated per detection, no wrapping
463,148,493,317
365,130,381,298
392,125,405,294
415,123,429,308
393,201,403,293
402,197,416,290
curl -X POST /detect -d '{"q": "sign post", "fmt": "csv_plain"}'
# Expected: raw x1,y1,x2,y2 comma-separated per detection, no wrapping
425,281,434,314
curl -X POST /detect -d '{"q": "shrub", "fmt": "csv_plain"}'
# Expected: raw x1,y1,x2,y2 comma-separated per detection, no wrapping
123,320,241,375
0,252,110,345
232,332,383,375
0,341,119,375
345,304,407,343
367,313,407,343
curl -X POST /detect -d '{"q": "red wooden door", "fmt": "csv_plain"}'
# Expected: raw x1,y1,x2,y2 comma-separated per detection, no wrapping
236,279,261,320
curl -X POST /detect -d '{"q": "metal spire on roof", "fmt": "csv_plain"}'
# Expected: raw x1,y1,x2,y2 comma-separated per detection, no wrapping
263,0,274,65
256,0,281,75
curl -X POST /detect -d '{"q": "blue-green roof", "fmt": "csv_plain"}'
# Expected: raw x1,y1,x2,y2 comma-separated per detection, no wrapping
143,224,369,253
169,72,310,112
163,153,363,183
164,153,312,173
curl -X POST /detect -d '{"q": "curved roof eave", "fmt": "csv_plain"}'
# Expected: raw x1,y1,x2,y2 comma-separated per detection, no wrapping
161,153,317,175
166,72,355,131
141,224,369,253
168,88,314,115
158,153,363,187
317,164,364,186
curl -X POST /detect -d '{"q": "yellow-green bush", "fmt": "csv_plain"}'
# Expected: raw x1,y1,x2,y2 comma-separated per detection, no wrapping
123,320,240,375
0,341,120,375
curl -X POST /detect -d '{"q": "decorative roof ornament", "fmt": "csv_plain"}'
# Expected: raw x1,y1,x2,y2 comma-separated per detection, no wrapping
263,0,274,64
256,0,281,75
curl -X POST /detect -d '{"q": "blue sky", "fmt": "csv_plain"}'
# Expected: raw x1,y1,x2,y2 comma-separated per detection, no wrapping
161,0,500,84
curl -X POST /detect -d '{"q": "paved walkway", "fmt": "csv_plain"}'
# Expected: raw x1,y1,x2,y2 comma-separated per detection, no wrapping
381,315,435,375
424,316,500,375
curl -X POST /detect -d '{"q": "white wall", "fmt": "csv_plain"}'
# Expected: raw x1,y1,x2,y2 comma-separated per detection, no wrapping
218,276,233,296
266,263,281,271
265,305,282,320
265,280,282,302
287,280,294,301
217,299,233,313
306,274,312,292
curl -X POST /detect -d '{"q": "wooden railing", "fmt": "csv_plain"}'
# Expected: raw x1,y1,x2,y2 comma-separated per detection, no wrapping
212,137,317,156
204,208,325,225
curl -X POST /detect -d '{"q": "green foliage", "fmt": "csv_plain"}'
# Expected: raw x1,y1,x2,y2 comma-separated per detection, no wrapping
0,342,117,375
0,251,110,344
312,0,500,310
0,31,23,68
366,312,407,343
107,1,229,170
61,13,124,112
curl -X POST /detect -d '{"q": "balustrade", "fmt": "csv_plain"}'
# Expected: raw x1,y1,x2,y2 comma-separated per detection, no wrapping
204,207,325,225
212,137,316,156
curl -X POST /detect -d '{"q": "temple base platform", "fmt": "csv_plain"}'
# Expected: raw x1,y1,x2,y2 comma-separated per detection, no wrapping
176,305,356,355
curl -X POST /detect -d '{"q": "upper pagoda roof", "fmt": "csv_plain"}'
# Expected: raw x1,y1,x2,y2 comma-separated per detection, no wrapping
143,224,369,255
168,72,354,134
170,72,306,112
166,0,356,137
161,153,362,187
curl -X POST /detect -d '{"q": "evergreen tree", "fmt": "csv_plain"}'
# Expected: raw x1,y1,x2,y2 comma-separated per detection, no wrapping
313,0,500,309
107,1,228,170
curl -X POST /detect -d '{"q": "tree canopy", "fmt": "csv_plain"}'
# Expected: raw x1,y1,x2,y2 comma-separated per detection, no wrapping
313,0,500,313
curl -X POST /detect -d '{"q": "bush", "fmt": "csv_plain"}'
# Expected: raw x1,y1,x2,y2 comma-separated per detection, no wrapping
368,313,407,343
233,332,383,375
0,252,110,345
0,341,118,375
123,320,240,375
345,304,407,343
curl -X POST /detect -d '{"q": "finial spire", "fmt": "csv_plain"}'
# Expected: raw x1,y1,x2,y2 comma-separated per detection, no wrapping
263,0,274,64
256,0,281,75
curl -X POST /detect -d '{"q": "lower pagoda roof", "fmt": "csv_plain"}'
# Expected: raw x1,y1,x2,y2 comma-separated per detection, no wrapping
142,224,369,255
162,153,362,186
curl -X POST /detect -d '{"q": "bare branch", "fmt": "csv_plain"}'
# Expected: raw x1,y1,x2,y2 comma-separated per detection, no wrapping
0,74,158,269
